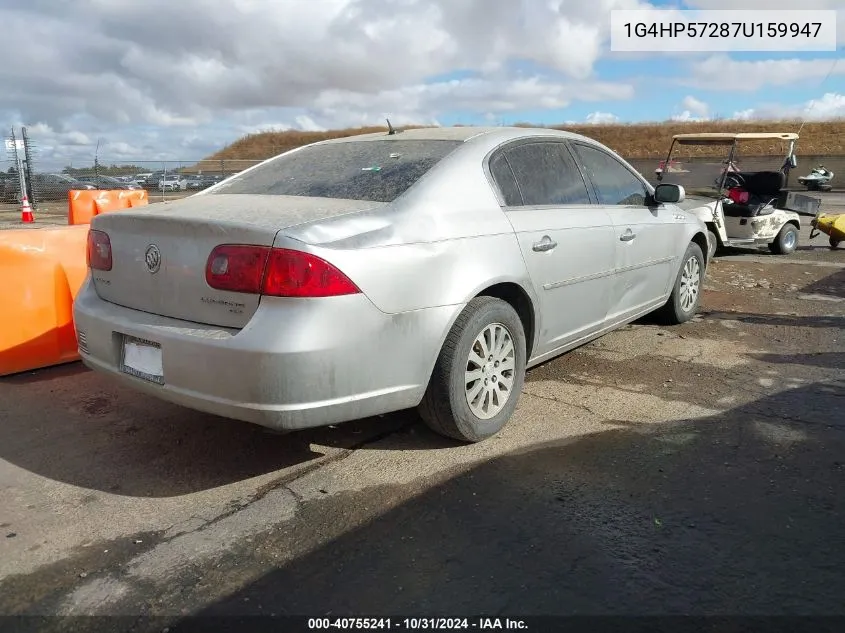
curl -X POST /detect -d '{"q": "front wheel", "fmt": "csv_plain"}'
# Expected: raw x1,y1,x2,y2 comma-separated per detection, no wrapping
831,237,841,250
655,242,704,325
769,224,799,255
418,296,527,443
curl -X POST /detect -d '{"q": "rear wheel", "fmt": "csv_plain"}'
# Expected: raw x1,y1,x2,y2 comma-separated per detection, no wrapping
418,296,526,443
831,237,841,249
769,224,798,255
655,242,704,325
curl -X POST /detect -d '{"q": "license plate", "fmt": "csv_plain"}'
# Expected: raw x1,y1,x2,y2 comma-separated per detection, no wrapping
120,336,164,384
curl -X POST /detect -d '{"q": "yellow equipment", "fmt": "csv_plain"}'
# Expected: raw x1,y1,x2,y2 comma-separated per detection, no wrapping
809,212,845,249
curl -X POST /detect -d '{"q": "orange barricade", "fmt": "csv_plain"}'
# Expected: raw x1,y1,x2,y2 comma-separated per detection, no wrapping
0,225,90,376
68,189,148,225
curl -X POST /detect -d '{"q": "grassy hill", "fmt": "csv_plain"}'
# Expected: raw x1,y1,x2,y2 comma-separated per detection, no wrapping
198,119,845,170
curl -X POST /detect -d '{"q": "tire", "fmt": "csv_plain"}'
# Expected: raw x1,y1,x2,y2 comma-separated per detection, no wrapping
706,229,718,260
831,237,841,250
655,242,704,325
418,296,527,443
769,223,799,255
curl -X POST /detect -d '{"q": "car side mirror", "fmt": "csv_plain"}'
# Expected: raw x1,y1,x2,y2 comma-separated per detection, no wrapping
653,183,685,204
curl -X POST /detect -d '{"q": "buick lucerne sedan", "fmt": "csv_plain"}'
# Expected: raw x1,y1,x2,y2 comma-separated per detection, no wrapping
73,126,708,443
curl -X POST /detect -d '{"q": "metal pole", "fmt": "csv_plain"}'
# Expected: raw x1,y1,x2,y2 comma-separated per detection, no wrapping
21,126,36,209
10,129,27,204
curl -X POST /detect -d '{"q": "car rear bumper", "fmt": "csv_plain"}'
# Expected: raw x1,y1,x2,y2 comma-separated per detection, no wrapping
73,276,459,430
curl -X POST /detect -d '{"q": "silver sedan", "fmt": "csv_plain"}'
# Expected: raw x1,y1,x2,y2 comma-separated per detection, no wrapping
73,126,708,442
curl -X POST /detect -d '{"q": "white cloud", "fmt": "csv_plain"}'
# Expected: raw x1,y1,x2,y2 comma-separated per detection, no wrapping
0,0,652,129
671,96,710,122
672,111,703,122
729,92,845,121
731,109,756,121
294,116,325,132
681,96,709,118
806,93,845,118
684,54,845,92
0,0,653,166
585,111,621,124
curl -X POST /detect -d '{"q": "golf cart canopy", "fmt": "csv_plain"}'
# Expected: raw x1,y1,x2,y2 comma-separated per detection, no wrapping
672,132,800,145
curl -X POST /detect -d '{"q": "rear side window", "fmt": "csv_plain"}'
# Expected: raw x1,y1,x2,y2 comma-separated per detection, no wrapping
211,139,462,203
572,143,648,206
488,152,523,206
502,142,591,206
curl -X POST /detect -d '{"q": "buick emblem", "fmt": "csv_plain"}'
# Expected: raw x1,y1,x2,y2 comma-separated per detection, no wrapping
144,244,161,274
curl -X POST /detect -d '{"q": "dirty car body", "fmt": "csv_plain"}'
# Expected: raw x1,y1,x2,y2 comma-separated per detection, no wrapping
74,127,708,442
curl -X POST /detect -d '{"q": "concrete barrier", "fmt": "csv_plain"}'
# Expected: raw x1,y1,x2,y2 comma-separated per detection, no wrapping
0,226,89,376
68,189,148,225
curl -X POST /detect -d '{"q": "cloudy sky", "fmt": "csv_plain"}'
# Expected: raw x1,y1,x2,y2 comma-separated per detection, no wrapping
1,0,843,170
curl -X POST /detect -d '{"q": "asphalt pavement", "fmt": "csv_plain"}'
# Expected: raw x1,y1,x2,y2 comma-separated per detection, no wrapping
0,224,843,632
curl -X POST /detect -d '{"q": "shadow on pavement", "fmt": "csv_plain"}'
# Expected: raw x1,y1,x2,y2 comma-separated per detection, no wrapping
701,311,845,329
749,352,845,371
800,269,845,297
0,368,416,497
1,362,88,385
172,380,845,620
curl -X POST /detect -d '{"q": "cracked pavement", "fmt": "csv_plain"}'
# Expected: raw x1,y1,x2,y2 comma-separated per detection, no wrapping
0,224,843,630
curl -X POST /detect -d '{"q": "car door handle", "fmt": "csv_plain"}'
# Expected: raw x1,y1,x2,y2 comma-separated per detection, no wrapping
532,236,557,252
619,229,636,242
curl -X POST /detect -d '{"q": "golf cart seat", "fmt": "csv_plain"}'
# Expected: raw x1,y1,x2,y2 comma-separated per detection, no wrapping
722,171,785,218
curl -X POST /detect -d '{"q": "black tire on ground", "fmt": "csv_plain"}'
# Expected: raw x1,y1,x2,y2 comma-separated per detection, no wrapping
418,296,527,443
707,229,718,260
831,237,841,249
655,241,705,325
769,223,799,255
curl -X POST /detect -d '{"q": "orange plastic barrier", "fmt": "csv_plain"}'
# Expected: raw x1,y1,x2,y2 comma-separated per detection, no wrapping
68,189,148,225
0,225,89,376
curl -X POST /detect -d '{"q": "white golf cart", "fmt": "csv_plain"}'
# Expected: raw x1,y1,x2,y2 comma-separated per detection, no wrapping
655,132,803,259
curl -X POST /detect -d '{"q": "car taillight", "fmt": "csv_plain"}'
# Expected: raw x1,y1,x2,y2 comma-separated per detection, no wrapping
205,245,360,297
87,229,112,271
205,244,270,294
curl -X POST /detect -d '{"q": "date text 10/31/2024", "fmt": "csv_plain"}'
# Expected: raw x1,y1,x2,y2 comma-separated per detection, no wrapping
307,617,528,630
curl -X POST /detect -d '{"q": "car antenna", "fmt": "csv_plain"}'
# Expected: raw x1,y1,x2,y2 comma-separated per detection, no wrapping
386,118,397,135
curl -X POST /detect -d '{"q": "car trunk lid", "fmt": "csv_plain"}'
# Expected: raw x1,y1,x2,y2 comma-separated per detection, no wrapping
90,194,384,328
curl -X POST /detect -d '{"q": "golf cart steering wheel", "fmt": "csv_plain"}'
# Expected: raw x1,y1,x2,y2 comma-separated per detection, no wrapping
724,172,745,188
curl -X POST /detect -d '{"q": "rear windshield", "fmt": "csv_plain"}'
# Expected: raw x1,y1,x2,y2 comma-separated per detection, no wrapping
209,139,462,202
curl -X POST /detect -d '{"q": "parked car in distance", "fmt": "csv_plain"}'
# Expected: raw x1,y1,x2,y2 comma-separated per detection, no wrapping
10,173,97,202
158,174,187,191
142,172,165,189
75,126,708,444
76,175,144,190
185,175,207,190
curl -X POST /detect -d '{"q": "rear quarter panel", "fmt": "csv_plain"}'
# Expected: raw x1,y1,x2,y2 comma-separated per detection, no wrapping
276,147,537,316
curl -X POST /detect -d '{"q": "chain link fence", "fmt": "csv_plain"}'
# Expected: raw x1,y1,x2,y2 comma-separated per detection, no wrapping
1,158,265,209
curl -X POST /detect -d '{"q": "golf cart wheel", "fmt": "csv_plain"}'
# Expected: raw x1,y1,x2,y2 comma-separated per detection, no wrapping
418,296,526,443
706,229,718,260
831,237,841,249
769,224,799,255
655,241,704,325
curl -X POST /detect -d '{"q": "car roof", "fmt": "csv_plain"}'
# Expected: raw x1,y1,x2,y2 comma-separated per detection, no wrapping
313,125,603,151
672,132,799,142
